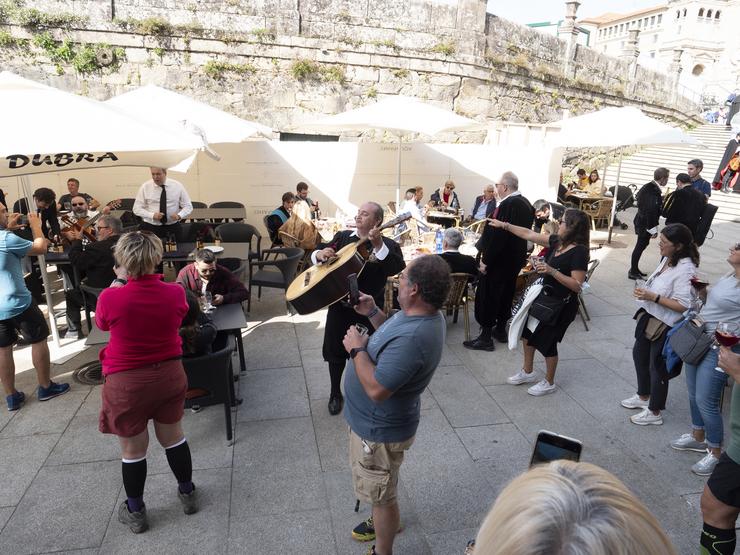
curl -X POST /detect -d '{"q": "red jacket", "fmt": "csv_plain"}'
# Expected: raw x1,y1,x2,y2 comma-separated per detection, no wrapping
175,263,249,305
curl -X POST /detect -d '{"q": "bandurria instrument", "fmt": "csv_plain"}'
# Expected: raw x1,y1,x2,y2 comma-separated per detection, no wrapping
60,199,121,242
286,213,411,315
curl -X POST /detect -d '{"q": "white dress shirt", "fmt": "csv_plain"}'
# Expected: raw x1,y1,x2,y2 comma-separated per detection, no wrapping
133,178,193,226
638,256,696,326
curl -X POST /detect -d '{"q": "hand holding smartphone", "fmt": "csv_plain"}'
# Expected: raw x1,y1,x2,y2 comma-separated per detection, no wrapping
348,273,360,306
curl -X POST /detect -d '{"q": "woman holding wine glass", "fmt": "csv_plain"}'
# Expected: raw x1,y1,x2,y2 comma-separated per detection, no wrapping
670,242,740,476
621,223,698,426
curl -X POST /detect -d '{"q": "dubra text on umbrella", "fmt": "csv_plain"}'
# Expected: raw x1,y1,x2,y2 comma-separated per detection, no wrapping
5,152,119,170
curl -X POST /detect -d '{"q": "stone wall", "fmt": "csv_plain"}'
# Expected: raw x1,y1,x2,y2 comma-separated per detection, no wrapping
0,0,701,140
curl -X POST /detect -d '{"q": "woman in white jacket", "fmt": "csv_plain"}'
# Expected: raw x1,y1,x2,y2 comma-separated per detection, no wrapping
621,223,698,426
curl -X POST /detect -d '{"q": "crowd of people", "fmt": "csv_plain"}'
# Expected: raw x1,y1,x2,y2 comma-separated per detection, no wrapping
0,160,739,555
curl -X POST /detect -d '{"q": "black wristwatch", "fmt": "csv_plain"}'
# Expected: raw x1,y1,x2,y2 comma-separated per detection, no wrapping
350,347,367,359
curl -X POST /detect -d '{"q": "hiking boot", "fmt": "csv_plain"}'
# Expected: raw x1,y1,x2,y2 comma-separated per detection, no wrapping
178,484,198,515
6,390,25,411
118,501,148,534
37,381,70,402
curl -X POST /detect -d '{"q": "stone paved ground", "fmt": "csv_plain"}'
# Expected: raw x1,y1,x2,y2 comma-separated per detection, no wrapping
0,211,737,554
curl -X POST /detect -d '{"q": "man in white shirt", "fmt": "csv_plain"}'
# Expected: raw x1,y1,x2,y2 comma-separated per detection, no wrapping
133,167,193,241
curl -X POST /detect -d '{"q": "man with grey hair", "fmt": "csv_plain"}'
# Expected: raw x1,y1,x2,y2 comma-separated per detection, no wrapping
470,184,497,221
464,171,534,350
64,215,123,339
439,228,478,278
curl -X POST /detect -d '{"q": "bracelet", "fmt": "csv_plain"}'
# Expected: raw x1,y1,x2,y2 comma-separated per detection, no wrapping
367,307,379,319
654,294,661,304
112,278,126,285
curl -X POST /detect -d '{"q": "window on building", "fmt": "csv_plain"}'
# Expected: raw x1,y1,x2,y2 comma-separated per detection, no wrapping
707,9,712,18
619,23,624,33
716,11,721,19
621,41,625,49
650,15,655,25
638,19,642,28
698,8,704,17
658,14,662,24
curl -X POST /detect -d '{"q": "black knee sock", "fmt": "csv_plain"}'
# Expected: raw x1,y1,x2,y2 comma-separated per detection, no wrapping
165,439,193,493
121,458,147,512
329,361,345,398
700,523,736,555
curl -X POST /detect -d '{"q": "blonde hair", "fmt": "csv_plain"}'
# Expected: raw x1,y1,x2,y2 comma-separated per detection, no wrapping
474,461,677,555
114,231,163,278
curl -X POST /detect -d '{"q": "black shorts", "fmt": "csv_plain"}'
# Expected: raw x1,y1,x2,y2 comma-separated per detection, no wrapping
708,452,740,508
0,302,49,348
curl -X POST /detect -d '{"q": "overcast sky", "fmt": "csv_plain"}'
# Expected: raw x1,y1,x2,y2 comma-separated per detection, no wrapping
486,0,663,24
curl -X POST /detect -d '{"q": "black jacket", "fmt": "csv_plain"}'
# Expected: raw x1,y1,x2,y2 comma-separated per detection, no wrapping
430,188,460,209
663,187,706,235
633,181,663,234
67,235,119,288
439,251,479,278
477,193,534,275
13,197,60,239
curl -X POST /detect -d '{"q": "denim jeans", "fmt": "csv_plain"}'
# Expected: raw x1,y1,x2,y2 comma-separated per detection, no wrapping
684,347,729,448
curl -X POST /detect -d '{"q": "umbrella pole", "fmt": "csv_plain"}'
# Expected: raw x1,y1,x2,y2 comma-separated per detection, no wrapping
396,135,402,208
607,147,624,244
19,176,60,347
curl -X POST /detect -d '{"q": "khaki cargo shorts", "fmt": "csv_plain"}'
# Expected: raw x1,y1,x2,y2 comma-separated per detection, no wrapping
349,428,415,506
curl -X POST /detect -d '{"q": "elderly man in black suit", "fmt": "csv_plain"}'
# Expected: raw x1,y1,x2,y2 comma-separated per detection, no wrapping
438,228,478,279
464,171,534,351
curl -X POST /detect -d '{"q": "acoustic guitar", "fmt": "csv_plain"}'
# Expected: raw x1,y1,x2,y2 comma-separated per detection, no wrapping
60,199,122,243
286,213,411,315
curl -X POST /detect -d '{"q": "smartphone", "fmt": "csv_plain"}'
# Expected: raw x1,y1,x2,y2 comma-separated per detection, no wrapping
348,273,360,306
530,430,582,467
19,214,28,226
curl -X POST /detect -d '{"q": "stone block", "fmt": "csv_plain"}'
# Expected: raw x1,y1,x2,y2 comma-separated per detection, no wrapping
46,414,120,466
243,320,300,370
428,365,509,427
0,388,87,439
237,366,310,421
310,398,349,472
233,417,320,475
228,509,335,554
0,434,59,506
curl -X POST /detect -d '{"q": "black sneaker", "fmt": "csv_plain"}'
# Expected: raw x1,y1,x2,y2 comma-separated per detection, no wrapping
118,501,148,534
352,517,375,542
627,270,643,280
178,484,198,515
462,338,494,351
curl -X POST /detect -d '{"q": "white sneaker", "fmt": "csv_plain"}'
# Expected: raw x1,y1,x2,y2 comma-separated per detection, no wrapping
527,379,557,396
670,433,708,453
692,450,720,476
507,370,539,385
630,408,663,426
621,394,649,409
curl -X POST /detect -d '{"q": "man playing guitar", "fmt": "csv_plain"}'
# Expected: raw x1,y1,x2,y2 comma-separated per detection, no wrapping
311,202,405,415
60,195,98,244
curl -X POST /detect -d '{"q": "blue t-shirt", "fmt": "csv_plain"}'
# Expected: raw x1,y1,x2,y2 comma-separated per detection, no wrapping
344,311,446,443
0,230,33,319
691,178,711,197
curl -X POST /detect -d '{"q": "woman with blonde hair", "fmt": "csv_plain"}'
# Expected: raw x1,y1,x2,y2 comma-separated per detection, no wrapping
96,231,193,534
473,460,677,555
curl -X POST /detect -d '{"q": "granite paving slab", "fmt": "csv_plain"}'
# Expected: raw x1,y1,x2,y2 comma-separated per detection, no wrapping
310,398,350,472
243,321,300,370
46,414,120,466
227,509,336,555
237,366,310,422
428,366,509,427
0,434,60,506
0,388,88,438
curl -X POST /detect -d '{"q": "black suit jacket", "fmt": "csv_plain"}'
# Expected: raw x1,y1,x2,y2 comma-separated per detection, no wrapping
439,251,478,278
633,181,663,233
67,235,119,288
477,193,534,277
663,187,706,235
13,197,60,239
470,196,496,219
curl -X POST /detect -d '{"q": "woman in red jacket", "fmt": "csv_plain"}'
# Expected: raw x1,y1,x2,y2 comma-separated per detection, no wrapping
96,231,193,534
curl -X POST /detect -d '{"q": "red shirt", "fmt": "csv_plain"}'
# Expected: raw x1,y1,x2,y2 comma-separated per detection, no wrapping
96,274,188,375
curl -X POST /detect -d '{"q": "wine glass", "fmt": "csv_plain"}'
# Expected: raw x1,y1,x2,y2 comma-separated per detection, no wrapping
690,272,709,290
714,321,740,372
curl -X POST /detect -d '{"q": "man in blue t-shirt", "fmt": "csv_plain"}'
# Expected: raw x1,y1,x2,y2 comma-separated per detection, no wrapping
342,255,451,555
687,158,712,198
0,203,69,411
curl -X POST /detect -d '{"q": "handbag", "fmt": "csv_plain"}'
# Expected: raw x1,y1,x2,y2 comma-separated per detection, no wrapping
528,285,570,326
668,318,714,365
643,316,669,341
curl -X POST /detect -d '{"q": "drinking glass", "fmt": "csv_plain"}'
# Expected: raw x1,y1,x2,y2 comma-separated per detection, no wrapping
203,291,214,313
690,272,709,290
355,324,369,336
634,278,647,291
714,321,740,372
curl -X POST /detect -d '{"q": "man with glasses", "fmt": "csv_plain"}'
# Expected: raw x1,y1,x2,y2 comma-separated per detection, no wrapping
63,215,123,339
60,195,98,244
175,249,248,307
430,179,460,210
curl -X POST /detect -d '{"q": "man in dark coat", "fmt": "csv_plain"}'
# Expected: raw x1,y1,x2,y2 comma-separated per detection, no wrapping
312,202,405,415
465,171,534,350
663,173,706,238
629,168,667,280
469,185,497,222
438,228,478,280
63,215,122,339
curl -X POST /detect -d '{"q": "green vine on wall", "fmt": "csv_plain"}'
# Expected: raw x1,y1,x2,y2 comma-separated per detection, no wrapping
203,60,257,80
31,31,124,74
290,59,346,85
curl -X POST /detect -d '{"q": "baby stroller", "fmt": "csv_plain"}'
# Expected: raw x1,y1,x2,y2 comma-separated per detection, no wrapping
606,184,636,230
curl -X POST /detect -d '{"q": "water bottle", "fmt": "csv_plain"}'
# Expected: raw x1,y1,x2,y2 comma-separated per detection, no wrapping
435,229,443,254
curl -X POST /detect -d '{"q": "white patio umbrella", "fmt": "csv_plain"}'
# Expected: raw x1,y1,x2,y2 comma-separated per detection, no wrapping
105,84,273,150
0,72,204,344
548,106,703,242
296,95,482,205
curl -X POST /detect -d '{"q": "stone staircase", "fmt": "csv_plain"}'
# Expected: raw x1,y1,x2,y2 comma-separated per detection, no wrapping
605,123,740,222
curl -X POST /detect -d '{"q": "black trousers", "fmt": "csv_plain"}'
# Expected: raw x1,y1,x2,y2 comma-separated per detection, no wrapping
139,221,183,242
633,314,670,411
630,230,652,273
473,270,518,331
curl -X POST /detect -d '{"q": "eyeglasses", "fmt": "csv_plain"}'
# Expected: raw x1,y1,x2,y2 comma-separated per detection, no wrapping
96,226,109,231
732,243,740,251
